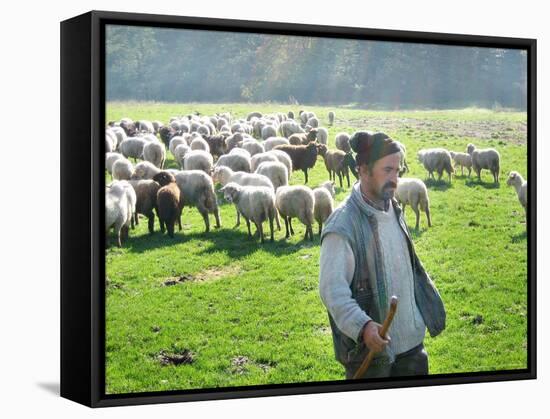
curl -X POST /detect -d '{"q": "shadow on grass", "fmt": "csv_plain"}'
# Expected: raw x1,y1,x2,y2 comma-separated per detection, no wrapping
511,230,527,243
408,226,430,239
424,178,453,191
464,178,501,190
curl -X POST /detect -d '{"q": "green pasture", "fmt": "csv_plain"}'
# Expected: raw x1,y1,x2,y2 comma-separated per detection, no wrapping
105,102,528,394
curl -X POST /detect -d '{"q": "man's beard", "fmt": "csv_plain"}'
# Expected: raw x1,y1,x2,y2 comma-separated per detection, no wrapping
380,181,397,200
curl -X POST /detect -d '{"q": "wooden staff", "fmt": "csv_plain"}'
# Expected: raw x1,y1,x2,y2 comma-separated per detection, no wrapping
353,296,398,379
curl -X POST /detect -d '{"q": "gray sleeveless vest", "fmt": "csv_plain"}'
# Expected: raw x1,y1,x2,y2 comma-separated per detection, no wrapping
320,185,446,367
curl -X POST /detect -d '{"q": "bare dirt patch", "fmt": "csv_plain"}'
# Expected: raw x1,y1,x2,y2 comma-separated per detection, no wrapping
346,116,527,144
157,349,195,366
161,265,243,286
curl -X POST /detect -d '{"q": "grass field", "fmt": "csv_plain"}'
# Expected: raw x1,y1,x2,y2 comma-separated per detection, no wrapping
105,102,528,394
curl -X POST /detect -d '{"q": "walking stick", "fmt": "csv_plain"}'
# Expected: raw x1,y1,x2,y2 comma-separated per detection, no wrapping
352,296,398,379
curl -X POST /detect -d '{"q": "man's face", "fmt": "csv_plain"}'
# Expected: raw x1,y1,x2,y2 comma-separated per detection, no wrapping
359,153,402,201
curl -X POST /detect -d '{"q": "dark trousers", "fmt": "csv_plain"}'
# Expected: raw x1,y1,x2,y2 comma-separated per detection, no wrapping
345,344,429,380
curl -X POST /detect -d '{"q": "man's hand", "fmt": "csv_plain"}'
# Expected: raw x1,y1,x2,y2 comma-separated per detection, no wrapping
362,320,391,353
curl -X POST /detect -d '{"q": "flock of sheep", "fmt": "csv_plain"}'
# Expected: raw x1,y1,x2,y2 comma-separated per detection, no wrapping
105,109,527,247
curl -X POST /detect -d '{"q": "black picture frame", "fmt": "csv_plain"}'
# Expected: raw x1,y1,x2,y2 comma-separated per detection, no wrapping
60,10,537,408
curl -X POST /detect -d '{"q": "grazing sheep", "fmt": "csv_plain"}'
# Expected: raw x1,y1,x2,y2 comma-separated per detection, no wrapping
318,146,353,188
142,141,166,169
119,137,147,161
229,147,252,159
106,152,124,174
251,152,279,172
268,149,293,176
215,153,251,173
128,179,161,233
241,139,265,156
261,125,278,141
136,120,155,133
111,126,127,148
467,143,500,183
105,182,132,247
288,111,295,119
275,185,315,241
183,149,214,174
280,120,305,138
152,172,182,238
417,148,454,182
112,158,134,181
225,133,245,151
393,139,409,176
109,180,137,229
190,137,210,153
507,171,527,211
313,181,335,236
106,129,116,153
288,129,317,145
174,144,191,169
335,132,351,153
316,127,328,145
395,177,432,230
131,161,161,180
246,111,263,121
152,120,163,134
220,182,276,243
255,161,288,191
328,111,335,126
264,136,290,151
306,117,319,128
174,170,221,232
169,136,187,156
450,151,473,177
274,142,320,184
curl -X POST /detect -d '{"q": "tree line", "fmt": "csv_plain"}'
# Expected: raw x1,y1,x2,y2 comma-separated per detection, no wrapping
106,25,527,110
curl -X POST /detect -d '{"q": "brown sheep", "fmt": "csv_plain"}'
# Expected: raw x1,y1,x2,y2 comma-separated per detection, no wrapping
153,172,182,238
204,134,228,160
273,142,320,184
129,179,161,234
318,145,352,188
288,128,318,145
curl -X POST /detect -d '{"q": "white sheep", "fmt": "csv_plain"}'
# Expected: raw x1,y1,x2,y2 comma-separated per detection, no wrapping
268,149,293,176
112,158,134,180
119,137,147,161
220,182,277,243
173,144,191,169
395,177,432,230
261,125,278,141
169,136,187,156
467,143,501,183
190,137,210,153
316,127,328,145
215,153,251,173
264,137,290,151
506,171,527,211
280,120,305,138
241,139,265,156
106,152,124,174
183,149,214,174
417,148,454,182
275,185,315,241
174,170,221,232
450,151,472,177
335,132,351,153
255,161,288,191
313,181,335,236
328,111,335,126
131,161,160,180
110,180,137,229
229,147,252,159
142,141,166,169
251,152,279,172
105,182,132,247
111,126,127,148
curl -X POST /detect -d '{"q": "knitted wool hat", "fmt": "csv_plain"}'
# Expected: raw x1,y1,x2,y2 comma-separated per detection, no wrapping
349,131,401,167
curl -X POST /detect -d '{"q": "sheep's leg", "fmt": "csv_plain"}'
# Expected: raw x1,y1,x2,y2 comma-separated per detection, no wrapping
346,171,350,188
116,228,122,248
235,210,241,228
167,220,175,238
304,169,309,184
426,207,432,227
177,207,183,231
134,212,139,226
275,209,281,231
461,166,464,176
245,218,252,238
130,213,135,230
269,215,274,242
289,218,295,235
199,209,210,233
284,217,290,239
318,222,322,237
257,222,264,244
213,207,221,229
147,212,155,234
338,173,343,188
413,207,420,230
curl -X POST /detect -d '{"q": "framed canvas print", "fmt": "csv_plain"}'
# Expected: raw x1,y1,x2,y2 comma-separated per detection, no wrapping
60,10,536,407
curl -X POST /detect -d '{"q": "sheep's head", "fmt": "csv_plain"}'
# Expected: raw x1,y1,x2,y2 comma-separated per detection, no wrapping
507,171,522,187
417,150,426,163
219,182,241,203
466,143,476,155
343,152,358,179
317,143,328,157
152,171,176,187
307,128,318,142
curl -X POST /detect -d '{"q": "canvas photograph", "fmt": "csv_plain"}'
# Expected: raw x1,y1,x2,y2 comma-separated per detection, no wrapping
102,20,529,396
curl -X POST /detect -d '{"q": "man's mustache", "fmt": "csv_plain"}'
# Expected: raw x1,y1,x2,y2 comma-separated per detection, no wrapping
383,182,397,190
